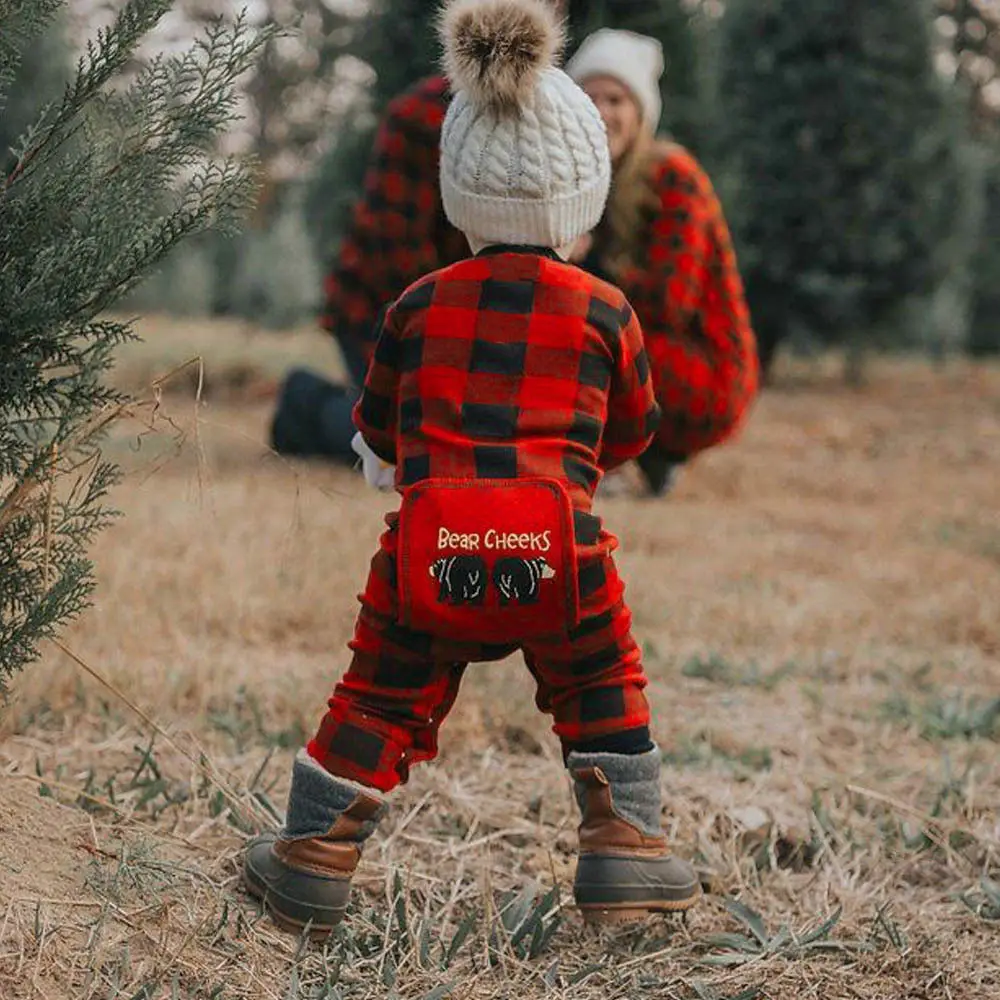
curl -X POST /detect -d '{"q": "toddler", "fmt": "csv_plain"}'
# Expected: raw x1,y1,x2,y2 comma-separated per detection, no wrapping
244,0,701,930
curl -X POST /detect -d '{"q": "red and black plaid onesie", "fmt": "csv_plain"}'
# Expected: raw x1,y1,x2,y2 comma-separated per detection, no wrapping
308,247,660,792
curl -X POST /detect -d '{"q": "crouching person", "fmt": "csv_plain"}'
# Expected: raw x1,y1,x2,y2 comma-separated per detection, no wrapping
243,0,701,931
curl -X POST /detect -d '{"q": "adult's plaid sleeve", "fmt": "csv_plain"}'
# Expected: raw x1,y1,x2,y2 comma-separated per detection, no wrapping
353,306,401,465
618,149,758,458
600,305,660,471
321,78,451,373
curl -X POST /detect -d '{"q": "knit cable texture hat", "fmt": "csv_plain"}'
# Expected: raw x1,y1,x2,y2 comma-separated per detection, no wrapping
566,28,665,130
438,0,611,248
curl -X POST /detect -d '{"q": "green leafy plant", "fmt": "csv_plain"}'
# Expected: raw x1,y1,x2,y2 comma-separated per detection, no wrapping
682,653,796,691
690,984,764,1000
489,883,563,964
664,735,773,775
700,900,871,967
960,876,1000,921
881,691,1000,741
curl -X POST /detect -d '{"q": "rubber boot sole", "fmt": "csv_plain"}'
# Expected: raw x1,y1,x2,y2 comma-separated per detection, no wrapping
243,834,351,937
575,853,702,924
578,887,703,924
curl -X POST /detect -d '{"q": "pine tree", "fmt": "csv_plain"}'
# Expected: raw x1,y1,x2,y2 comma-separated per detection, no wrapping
969,147,1000,354
935,0,1000,135
717,0,961,380
0,0,271,684
932,1,1000,355
176,0,356,185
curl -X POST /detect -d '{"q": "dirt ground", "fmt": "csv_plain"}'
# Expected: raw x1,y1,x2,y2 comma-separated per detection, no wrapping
1,322,999,1000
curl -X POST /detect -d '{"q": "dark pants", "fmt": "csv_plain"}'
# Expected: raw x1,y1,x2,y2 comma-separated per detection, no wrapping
270,368,360,463
269,328,372,462
336,333,369,390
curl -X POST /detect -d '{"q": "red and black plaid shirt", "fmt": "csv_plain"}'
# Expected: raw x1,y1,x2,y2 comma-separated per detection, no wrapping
321,76,467,367
614,146,758,457
354,248,659,511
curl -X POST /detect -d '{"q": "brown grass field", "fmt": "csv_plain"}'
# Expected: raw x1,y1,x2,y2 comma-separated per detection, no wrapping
1,318,999,1000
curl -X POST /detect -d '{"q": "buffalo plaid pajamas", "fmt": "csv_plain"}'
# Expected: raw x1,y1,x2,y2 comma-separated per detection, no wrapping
308,248,659,792
307,518,649,792
611,147,759,459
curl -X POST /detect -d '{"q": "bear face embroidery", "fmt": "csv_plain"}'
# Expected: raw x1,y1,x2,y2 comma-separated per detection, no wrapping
492,557,555,606
429,556,487,605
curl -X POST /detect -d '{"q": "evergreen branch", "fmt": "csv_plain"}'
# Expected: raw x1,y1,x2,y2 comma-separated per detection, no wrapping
1,363,198,684
3,0,172,192
0,399,125,537
72,161,257,319
0,0,62,111
8,7,272,195
1,4,266,681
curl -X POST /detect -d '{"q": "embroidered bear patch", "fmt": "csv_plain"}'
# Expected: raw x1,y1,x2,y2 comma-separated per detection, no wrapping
429,555,487,605
493,557,555,605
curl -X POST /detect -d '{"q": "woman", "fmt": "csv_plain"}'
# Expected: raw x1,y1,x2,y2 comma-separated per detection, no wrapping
567,29,759,495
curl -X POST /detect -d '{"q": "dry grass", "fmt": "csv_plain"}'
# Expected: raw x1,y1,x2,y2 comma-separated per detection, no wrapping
1,316,999,999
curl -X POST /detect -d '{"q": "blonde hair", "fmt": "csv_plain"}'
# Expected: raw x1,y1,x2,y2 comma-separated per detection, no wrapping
595,130,679,279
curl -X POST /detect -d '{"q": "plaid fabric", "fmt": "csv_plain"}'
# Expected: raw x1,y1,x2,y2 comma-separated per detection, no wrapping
308,520,650,792
320,76,468,373
613,146,759,458
354,247,660,510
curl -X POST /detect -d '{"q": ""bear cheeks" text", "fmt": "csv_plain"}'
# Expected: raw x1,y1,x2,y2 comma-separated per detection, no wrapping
437,527,552,553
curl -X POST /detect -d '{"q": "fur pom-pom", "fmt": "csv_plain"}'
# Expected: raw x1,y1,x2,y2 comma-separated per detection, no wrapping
440,0,564,115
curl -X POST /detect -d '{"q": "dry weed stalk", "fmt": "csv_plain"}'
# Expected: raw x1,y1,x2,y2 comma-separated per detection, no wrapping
0,357,206,542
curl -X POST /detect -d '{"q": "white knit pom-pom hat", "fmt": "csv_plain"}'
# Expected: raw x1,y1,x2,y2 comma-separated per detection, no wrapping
438,0,611,248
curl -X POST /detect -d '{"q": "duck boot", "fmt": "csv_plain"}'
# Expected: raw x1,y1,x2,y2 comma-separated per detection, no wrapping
568,747,701,923
243,749,387,935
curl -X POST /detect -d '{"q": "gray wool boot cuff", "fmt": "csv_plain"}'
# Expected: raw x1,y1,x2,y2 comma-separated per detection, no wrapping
567,746,663,839
282,748,388,840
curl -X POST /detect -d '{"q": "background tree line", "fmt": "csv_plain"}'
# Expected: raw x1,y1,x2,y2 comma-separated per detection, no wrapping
4,0,998,370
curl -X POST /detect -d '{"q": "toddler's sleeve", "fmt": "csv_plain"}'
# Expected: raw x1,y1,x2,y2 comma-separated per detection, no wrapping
600,306,660,471
352,306,402,464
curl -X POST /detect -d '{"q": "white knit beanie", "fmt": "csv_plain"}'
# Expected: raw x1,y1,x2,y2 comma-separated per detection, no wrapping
566,28,665,130
438,0,611,248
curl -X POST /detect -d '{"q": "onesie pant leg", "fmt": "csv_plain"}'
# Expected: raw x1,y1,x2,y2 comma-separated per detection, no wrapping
523,592,652,758
308,526,514,792
308,530,471,792
308,622,467,793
